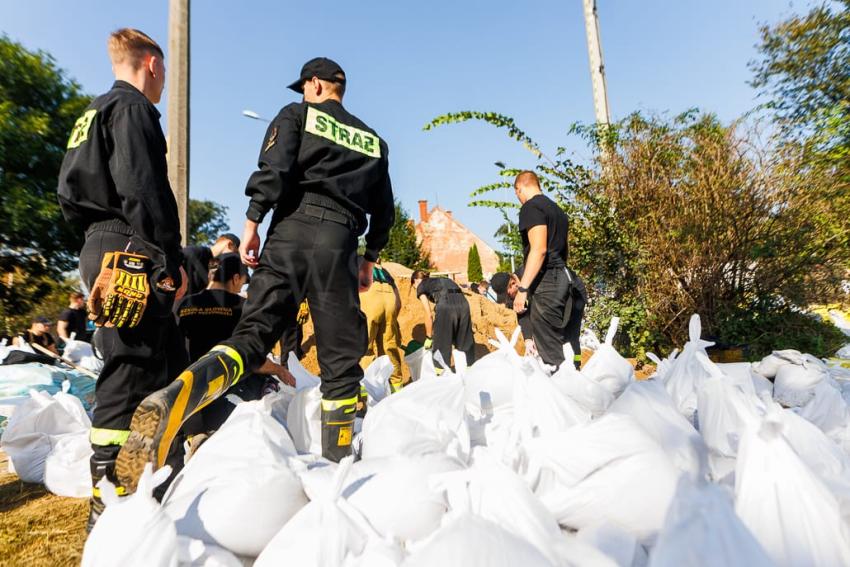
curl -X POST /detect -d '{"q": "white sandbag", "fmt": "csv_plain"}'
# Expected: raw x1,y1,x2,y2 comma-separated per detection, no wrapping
551,345,613,417
837,343,850,359
0,363,66,398
83,464,178,567
255,457,383,567
163,400,306,557
287,385,322,455
696,367,765,483
360,372,470,461
289,351,321,390
649,479,772,567
752,349,804,379
177,537,242,567
404,347,427,383
44,430,93,497
463,349,520,412
646,349,679,383
62,339,93,363
1,387,90,482
735,416,850,566
361,355,393,406
79,355,104,374
580,328,601,352
663,314,717,422
402,513,554,567
796,378,849,437
773,361,828,408
513,354,592,438
524,414,679,543
433,447,563,565
340,453,464,542
580,317,634,397
608,380,708,480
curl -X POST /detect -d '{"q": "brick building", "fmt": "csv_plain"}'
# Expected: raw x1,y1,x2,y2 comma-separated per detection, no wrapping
415,200,500,283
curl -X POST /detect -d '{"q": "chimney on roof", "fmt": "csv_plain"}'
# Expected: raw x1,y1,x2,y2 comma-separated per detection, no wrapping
418,200,429,223
446,210,453,219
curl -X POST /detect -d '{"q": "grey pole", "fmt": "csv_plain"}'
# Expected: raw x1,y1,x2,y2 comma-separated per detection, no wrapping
167,0,190,245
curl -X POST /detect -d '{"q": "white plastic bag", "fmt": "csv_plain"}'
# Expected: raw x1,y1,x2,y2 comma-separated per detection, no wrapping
361,355,393,406
402,513,554,567
649,478,772,567
608,379,708,480
663,314,717,422
83,464,178,567
579,317,634,398
1,387,90,483
524,414,679,543
404,347,427,383
44,430,93,497
255,457,385,567
735,416,850,566
551,345,614,417
176,537,242,567
360,372,469,461
163,400,306,557
287,385,322,455
62,339,93,363
773,360,828,408
752,349,804,379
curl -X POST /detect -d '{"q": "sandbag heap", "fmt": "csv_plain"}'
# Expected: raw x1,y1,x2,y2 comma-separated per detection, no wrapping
68,313,850,566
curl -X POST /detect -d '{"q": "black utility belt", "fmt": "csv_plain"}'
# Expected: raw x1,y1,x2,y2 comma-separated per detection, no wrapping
295,193,358,230
85,219,134,238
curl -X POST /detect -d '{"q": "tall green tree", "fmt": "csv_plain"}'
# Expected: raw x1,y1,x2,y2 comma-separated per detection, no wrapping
0,36,91,334
751,0,850,167
0,36,91,275
381,201,431,269
188,198,230,245
467,244,483,283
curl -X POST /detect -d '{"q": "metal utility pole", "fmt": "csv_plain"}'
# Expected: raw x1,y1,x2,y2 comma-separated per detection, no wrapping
582,0,611,126
167,0,190,245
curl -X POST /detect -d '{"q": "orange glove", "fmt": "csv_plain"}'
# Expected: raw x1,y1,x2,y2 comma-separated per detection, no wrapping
87,252,151,328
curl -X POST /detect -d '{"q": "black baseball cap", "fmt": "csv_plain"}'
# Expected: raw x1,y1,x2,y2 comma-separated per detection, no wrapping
287,57,346,93
33,315,52,325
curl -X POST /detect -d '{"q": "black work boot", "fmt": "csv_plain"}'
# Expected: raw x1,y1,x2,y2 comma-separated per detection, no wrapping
115,345,244,494
87,457,123,532
321,396,357,462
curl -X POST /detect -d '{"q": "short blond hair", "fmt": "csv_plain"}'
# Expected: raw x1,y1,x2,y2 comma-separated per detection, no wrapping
107,28,163,69
514,170,541,189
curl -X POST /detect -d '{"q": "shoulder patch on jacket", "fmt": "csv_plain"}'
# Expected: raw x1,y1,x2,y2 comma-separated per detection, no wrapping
304,106,381,158
264,126,279,153
67,109,97,149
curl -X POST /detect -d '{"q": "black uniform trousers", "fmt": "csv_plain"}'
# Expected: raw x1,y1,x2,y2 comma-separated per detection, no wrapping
432,294,476,367
79,223,188,463
222,211,367,402
528,265,573,369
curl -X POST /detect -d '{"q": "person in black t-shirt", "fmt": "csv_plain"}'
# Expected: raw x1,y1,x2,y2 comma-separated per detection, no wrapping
511,171,575,368
57,291,89,343
411,271,475,367
15,316,59,355
177,253,294,437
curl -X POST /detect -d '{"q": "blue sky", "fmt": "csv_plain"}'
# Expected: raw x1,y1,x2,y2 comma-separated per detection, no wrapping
2,0,807,250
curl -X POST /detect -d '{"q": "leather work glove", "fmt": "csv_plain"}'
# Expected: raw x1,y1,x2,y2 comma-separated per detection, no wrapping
423,336,433,350
87,252,151,329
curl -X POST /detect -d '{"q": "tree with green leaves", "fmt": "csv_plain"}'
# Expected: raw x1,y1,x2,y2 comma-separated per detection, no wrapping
0,36,91,335
751,0,850,168
380,201,431,269
188,198,230,245
467,244,483,283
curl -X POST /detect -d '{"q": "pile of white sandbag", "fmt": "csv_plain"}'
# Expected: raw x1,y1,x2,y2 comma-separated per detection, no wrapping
78,314,850,566
1,383,93,497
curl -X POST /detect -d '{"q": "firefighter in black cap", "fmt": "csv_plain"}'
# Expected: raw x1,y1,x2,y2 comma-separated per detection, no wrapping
116,57,395,490
56,28,187,529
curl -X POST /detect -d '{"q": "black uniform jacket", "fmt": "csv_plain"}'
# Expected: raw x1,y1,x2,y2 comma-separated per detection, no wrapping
57,81,183,280
244,99,394,262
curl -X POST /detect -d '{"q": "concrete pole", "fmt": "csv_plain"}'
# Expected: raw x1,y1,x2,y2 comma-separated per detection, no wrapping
167,0,190,245
582,0,611,126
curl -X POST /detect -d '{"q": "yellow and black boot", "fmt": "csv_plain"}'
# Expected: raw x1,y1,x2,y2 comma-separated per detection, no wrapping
115,345,244,493
321,397,357,462
87,456,124,532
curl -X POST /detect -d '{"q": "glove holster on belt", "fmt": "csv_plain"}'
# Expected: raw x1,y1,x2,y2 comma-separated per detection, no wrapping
88,252,151,329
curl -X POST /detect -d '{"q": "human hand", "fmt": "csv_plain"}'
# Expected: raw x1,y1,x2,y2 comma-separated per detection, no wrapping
513,291,528,314
175,266,189,303
358,260,374,292
240,221,261,268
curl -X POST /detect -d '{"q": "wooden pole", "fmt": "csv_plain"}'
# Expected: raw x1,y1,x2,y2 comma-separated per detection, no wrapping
167,0,190,245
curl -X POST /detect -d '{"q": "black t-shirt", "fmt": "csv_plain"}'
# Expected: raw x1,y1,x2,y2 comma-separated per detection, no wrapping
416,277,463,305
518,194,568,266
176,289,244,360
22,330,56,350
182,246,214,296
58,307,88,339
